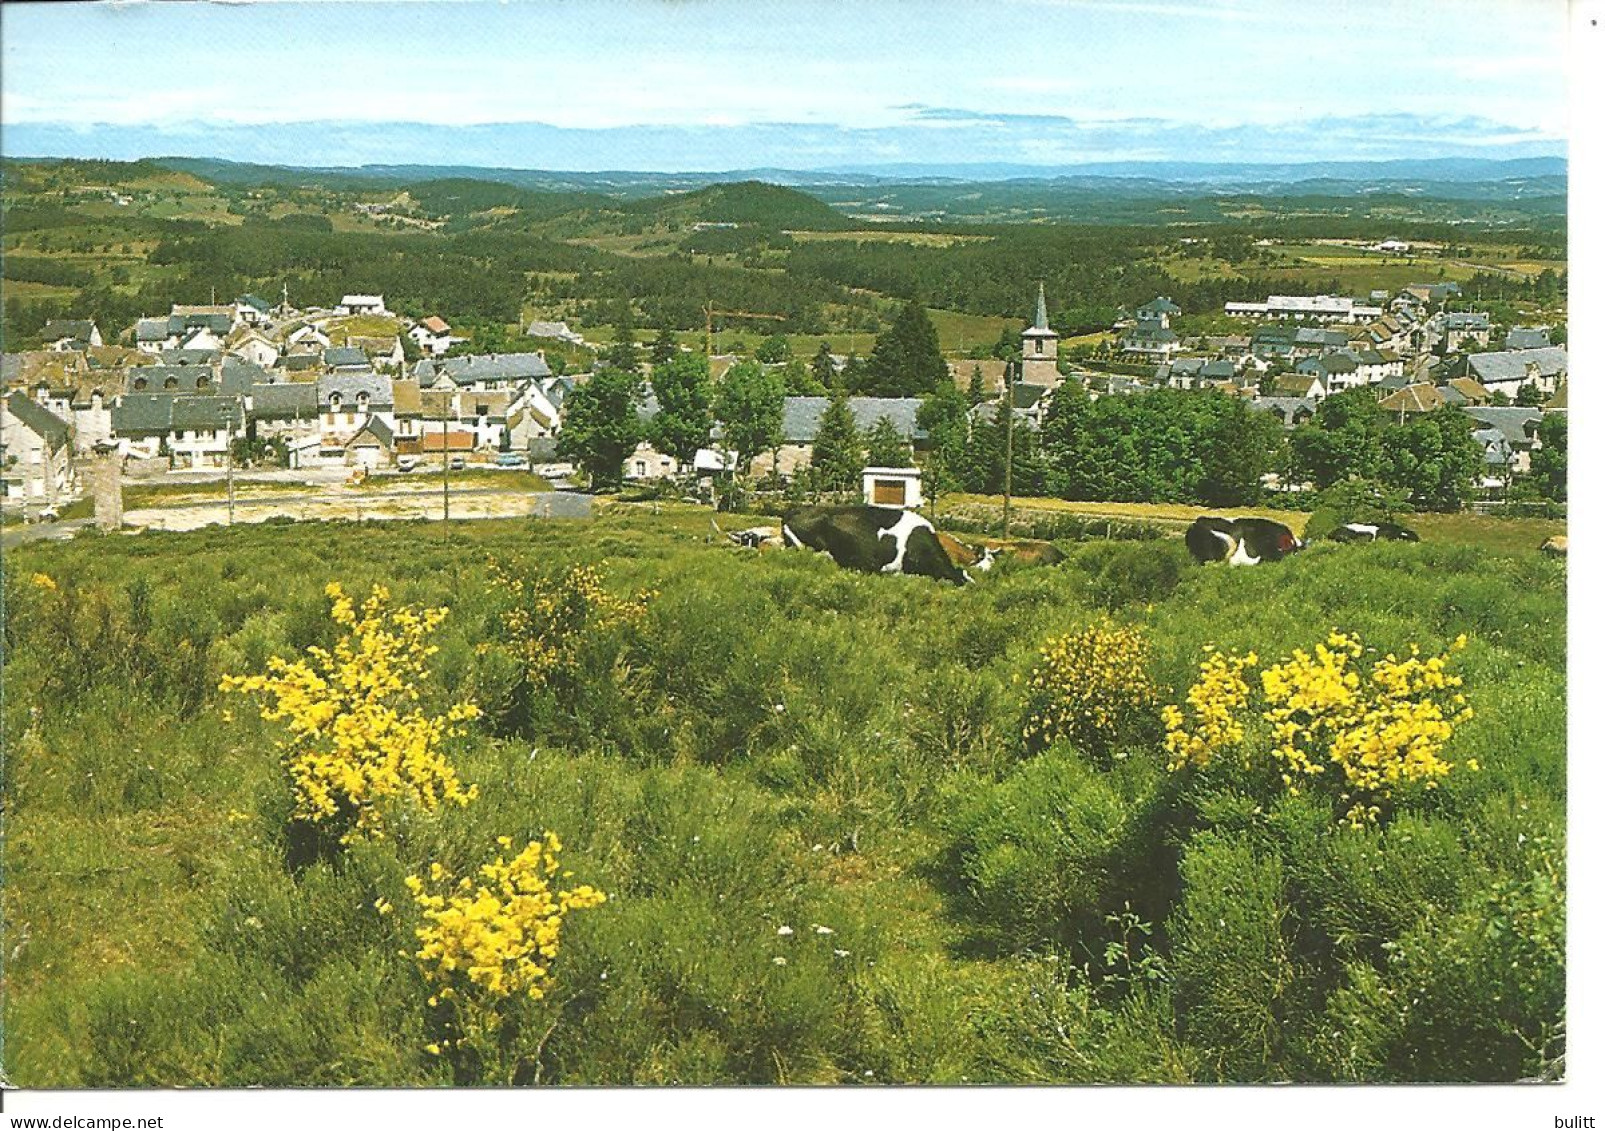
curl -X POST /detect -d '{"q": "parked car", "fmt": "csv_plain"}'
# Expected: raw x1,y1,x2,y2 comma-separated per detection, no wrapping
397,455,419,472
495,452,526,469
448,456,466,471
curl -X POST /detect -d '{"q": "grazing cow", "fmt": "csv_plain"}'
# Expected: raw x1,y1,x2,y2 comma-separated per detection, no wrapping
1185,516,1303,566
1329,521,1420,544
781,505,972,585
1541,535,1568,559
996,539,1066,568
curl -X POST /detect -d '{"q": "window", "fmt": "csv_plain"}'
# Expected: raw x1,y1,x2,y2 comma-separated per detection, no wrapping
1034,339,1043,355
164,377,179,390
635,461,646,475
132,377,148,391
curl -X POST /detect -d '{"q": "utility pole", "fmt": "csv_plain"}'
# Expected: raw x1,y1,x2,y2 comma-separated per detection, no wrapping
1001,358,1015,540
220,403,236,526
440,393,452,539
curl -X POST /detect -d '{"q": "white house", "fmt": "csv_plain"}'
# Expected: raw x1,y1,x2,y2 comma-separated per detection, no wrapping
337,294,388,316
862,466,923,509
409,316,456,357
1,392,74,506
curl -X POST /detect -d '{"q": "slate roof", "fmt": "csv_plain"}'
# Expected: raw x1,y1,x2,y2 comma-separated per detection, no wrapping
112,393,243,435
778,396,925,443
41,319,97,343
236,293,272,313
126,365,219,394
1248,396,1318,426
4,392,71,452
350,416,395,447
323,347,371,369
318,371,393,409
416,353,554,387
160,348,223,367
1462,406,1543,446
1505,327,1552,351
1444,312,1491,331
1467,348,1568,386
248,382,319,421
136,318,174,343
1471,427,1513,467
1137,296,1182,316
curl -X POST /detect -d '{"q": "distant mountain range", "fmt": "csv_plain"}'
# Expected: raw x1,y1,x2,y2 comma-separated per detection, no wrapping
1,113,1564,174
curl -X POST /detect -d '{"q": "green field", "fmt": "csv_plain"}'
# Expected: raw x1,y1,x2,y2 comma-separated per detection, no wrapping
2,508,1566,1085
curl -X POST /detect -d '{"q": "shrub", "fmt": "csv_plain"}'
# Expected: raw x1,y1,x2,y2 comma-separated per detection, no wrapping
1164,630,1477,827
1169,832,1294,1081
220,582,480,847
1021,619,1158,758
402,833,606,1084
1070,539,1191,610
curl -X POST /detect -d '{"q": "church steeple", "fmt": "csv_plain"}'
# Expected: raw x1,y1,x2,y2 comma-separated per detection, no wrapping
1020,282,1060,388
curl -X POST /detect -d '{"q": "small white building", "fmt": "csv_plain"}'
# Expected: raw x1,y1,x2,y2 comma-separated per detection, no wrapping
337,294,388,316
862,466,923,509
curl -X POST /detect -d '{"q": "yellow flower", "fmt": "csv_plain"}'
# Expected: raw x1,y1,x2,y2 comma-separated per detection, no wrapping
29,572,57,591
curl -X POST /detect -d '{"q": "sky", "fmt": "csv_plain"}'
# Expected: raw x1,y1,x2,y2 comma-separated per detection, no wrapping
0,0,1573,169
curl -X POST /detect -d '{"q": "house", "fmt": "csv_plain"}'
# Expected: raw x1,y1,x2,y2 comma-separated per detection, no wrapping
1504,326,1553,351
228,328,280,369
346,335,407,372
1377,383,1447,416
1462,406,1545,475
1441,312,1492,352
746,396,925,479
135,307,236,354
1,392,74,506
235,294,273,326
40,319,103,351
1120,319,1182,360
415,352,553,391
1438,377,1492,407
323,346,372,371
1471,426,1516,488
317,371,394,445
1268,373,1327,401
336,294,387,316
1225,295,1383,323
1134,296,1182,328
1465,348,1567,398
1248,396,1318,428
1165,357,1207,390
346,416,396,470
526,319,587,345
1297,352,1361,392
246,381,321,456
110,393,243,467
409,316,456,357
1354,349,1405,384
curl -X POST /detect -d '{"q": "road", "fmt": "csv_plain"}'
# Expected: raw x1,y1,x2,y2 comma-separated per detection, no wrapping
2,486,589,550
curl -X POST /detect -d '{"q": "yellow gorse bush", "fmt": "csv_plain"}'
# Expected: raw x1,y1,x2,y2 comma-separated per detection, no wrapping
491,560,653,685
1164,629,1476,826
1161,647,1259,770
405,833,606,1003
1021,619,1157,754
220,582,479,843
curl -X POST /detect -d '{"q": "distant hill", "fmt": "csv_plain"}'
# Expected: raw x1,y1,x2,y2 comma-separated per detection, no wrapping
635,180,852,231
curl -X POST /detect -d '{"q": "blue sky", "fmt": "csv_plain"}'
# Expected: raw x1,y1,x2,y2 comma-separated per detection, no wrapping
0,0,1571,168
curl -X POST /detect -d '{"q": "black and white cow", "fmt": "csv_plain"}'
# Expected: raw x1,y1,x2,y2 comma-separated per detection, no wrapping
1185,516,1303,566
781,505,972,585
1329,521,1419,544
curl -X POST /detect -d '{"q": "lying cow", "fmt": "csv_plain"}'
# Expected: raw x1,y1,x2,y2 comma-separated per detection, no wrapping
1185,516,1303,566
781,505,972,585
1541,535,1568,559
715,519,784,549
1329,521,1420,544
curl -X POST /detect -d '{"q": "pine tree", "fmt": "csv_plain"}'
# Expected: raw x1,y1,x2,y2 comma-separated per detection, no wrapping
605,305,641,374
865,415,912,467
862,299,947,397
648,320,678,367
967,364,986,405
810,387,862,493
811,341,838,390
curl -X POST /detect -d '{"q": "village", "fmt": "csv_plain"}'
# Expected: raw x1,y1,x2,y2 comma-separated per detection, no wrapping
0,266,1569,539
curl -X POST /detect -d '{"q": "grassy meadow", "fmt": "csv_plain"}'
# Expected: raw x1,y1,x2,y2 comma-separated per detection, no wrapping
0,507,1566,1085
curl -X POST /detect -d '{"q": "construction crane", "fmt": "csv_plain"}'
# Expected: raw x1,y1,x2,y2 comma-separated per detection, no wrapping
704,302,786,357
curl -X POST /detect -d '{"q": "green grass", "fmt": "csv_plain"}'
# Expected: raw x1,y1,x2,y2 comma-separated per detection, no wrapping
1,507,1565,1086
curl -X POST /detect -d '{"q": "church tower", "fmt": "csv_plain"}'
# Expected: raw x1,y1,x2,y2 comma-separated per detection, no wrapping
1020,282,1060,388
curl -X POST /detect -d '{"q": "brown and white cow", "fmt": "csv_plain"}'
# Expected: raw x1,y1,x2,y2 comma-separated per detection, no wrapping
1185,516,1303,566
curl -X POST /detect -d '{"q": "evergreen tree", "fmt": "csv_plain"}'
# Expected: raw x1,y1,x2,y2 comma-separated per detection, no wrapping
781,358,826,396
648,320,678,367
811,341,838,390
917,380,972,509
810,386,862,493
864,415,913,467
714,359,786,473
967,364,986,405
651,352,713,466
605,305,641,374
861,298,948,397
556,368,643,487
